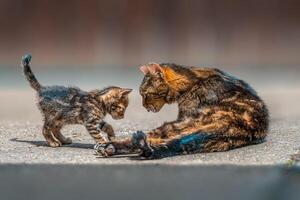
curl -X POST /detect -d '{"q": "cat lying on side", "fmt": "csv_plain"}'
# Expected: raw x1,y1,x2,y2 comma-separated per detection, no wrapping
96,62,269,159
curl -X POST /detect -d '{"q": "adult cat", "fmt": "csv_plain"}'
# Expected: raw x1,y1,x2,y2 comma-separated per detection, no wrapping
96,63,268,159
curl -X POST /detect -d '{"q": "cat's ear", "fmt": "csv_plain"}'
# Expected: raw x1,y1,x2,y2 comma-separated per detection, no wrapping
147,62,162,75
139,65,150,74
120,88,132,96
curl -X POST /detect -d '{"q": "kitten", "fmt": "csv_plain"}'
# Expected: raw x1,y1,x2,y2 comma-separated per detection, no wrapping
21,54,132,148
96,62,269,159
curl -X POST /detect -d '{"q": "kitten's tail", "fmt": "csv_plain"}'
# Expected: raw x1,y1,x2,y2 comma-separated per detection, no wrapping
21,54,42,91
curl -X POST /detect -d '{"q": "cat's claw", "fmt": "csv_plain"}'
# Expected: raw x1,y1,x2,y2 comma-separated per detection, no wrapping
94,143,115,157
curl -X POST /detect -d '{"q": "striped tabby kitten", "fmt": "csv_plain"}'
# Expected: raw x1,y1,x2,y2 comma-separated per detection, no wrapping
96,63,269,159
21,54,132,148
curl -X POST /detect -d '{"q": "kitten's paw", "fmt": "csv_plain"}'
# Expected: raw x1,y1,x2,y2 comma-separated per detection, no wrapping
94,143,115,157
48,141,62,148
22,54,32,65
61,137,72,145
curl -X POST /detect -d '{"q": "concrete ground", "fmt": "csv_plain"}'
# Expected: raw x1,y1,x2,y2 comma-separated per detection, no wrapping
0,90,299,166
1,119,300,165
0,85,300,200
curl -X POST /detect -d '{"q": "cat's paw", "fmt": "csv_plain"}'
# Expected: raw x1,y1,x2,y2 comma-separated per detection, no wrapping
139,147,154,158
132,131,147,148
94,143,115,157
132,131,155,157
48,141,62,148
61,137,72,145
22,54,32,65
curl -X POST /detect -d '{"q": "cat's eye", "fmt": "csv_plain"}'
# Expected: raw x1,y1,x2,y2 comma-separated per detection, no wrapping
146,93,159,99
146,92,166,99
111,105,124,111
152,95,161,99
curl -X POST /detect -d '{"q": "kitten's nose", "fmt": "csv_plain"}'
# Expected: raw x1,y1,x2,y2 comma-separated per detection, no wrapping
142,101,150,112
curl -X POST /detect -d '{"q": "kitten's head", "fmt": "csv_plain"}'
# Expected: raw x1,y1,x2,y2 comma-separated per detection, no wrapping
97,87,132,120
139,63,176,113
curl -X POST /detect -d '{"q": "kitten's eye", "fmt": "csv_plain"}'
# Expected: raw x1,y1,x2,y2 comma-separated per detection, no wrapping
111,105,125,112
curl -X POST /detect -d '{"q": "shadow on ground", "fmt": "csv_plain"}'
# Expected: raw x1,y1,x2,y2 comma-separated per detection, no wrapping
10,138,94,149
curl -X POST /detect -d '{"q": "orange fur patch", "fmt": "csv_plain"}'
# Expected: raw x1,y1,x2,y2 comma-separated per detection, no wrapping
235,101,254,112
161,67,191,91
148,137,168,145
242,111,254,127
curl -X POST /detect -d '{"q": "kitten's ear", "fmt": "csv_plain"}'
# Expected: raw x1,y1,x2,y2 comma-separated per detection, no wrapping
147,62,162,75
139,65,150,74
120,88,132,96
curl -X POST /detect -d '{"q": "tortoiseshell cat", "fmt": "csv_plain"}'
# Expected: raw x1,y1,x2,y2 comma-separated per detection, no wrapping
21,54,132,148
96,63,269,159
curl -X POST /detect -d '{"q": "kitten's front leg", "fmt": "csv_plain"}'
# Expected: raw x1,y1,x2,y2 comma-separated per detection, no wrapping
98,121,115,141
85,120,108,144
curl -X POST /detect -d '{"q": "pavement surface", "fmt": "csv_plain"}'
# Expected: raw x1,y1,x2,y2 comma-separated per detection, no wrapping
0,119,299,166
0,83,300,200
0,90,299,166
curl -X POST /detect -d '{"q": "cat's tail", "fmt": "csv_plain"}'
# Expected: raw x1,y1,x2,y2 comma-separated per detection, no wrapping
21,54,42,91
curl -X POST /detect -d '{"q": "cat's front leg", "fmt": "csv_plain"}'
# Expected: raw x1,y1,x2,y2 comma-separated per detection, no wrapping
95,132,153,157
137,120,193,149
94,143,116,157
85,120,108,144
147,118,194,139
98,121,115,141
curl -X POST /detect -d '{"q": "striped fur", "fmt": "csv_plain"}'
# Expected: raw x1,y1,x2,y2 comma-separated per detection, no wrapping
22,54,41,91
97,63,269,159
21,54,132,147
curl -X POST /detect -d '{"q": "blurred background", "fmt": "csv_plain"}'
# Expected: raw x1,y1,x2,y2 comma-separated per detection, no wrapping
0,0,299,121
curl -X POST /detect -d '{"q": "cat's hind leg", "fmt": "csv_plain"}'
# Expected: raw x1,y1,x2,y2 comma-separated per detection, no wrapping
52,125,72,145
42,120,62,147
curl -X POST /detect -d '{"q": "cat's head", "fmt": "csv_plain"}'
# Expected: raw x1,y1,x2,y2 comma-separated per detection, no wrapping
97,87,132,119
139,63,183,113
